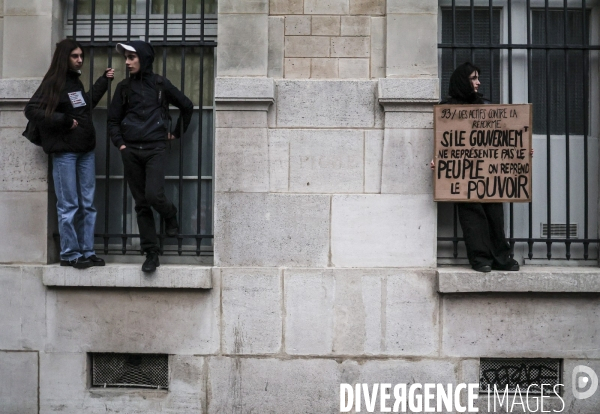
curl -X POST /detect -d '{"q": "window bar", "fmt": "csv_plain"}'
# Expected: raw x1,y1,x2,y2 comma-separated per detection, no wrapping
201,0,206,42
197,47,205,256
182,0,187,45
451,0,458,259
88,0,96,246
488,0,494,103
89,0,96,128
177,0,188,255
89,0,97,249
470,0,475,63
582,0,589,259
507,0,513,105
72,0,78,40
508,0,515,257
163,0,168,76
526,0,533,259
145,0,151,42
563,0,571,259
104,0,115,254
545,0,552,259
121,170,128,254
122,0,134,254
453,204,459,258
438,44,598,51
452,0,456,68
158,0,169,252
127,0,132,41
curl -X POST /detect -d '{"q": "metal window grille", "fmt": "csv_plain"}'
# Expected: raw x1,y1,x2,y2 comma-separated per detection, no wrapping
438,0,600,262
92,353,169,389
64,0,216,257
479,358,562,396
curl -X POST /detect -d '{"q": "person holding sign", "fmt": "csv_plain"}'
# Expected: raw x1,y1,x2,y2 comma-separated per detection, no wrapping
434,62,520,272
25,39,114,269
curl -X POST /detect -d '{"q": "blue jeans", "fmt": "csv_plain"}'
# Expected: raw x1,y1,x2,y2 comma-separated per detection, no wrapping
52,151,97,261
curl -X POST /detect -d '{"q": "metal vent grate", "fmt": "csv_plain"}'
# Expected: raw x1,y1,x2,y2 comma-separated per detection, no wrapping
92,353,168,389
541,223,578,239
480,359,561,395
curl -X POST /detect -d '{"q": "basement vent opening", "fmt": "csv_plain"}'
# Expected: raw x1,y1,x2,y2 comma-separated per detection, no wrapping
479,359,562,396
541,223,578,239
91,353,168,389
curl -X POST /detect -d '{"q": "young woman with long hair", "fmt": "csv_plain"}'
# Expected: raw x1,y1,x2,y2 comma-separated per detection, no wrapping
25,39,114,268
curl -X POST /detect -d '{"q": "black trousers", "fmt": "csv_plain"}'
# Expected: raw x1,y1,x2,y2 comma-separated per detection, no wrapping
457,202,512,269
121,147,177,253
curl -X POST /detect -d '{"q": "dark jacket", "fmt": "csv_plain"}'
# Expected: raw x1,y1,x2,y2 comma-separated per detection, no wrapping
25,70,109,154
107,41,194,149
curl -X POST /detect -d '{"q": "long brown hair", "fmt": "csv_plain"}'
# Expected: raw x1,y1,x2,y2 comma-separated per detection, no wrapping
39,39,84,118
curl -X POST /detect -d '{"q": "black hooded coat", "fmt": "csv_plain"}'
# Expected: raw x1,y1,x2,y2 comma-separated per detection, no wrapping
25,70,109,154
440,62,513,270
108,41,193,149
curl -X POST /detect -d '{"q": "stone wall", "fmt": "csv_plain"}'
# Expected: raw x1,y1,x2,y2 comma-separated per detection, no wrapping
1,0,600,413
0,80,51,264
270,0,385,79
0,0,64,264
215,0,440,268
2,265,600,413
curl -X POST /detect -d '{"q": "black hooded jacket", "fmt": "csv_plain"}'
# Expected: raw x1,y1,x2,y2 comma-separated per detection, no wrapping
25,70,109,154
108,41,194,149
441,62,488,105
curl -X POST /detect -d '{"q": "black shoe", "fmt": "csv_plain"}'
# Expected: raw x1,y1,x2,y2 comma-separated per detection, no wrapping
493,259,520,271
164,215,179,237
473,265,492,273
86,255,105,266
142,252,160,273
60,257,93,269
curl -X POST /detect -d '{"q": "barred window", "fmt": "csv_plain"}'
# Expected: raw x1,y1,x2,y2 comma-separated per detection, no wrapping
531,9,589,135
65,0,217,258
437,0,599,263
440,7,501,103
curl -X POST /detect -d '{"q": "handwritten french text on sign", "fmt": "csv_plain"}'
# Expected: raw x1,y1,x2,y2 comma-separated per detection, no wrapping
433,104,532,202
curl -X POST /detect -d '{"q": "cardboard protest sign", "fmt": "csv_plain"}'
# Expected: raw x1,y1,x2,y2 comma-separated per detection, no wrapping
433,104,532,202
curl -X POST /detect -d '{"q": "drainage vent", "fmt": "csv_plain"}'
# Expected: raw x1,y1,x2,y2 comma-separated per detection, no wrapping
92,353,168,389
541,223,578,239
479,358,561,395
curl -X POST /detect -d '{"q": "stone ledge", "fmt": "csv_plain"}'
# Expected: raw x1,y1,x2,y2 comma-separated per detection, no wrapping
0,78,41,102
378,78,440,106
438,266,600,293
43,264,213,289
214,77,275,104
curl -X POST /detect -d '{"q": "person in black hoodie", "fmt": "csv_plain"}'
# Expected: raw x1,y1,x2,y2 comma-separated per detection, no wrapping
25,39,113,269
108,40,193,272
435,62,520,272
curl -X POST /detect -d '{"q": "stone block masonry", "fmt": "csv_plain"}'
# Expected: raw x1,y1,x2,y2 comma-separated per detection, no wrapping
2,264,600,413
270,1,385,78
3,1,599,413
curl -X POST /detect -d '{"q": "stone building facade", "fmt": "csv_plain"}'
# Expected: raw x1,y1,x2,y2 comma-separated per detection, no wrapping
0,0,599,413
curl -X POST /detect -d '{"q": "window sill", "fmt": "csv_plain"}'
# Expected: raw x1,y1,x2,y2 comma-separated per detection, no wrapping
437,266,600,293
43,264,213,289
